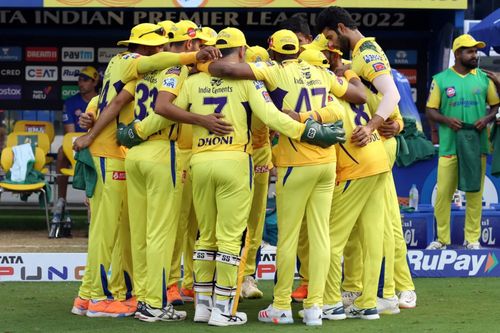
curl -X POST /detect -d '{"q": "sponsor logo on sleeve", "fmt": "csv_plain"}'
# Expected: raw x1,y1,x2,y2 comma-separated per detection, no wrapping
62,47,94,62
253,80,265,90
372,62,386,72
25,47,58,62
122,53,140,60
162,77,178,89
262,90,272,103
0,84,22,100
446,86,456,98
61,85,80,100
61,66,84,81
25,66,58,81
363,54,383,63
165,66,181,75
0,47,22,61
97,47,125,63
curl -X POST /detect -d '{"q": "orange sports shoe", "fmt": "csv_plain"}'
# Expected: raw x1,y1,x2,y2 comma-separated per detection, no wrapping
121,296,137,308
167,284,184,306
86,299,135,318
180,287,195,302
291,284,308,302
71,296,89,316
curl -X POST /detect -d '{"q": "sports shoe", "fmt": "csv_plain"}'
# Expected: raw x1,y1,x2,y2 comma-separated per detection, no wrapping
122,296,137,307
71,296,89,316
377,296,400,315
86,299,135,318
426,241,447,250
302,305,322,326
258,304,294,324
464,241,481,250
398,290,417,309
167,284,184,306
241,276,263,299
180,287,195,302
208,307,247,326
345,304,379,320
291,284,308,302
342,291,361,307
194,302,212,323
134,301,146,319
322,302,346,320
137,303,187,322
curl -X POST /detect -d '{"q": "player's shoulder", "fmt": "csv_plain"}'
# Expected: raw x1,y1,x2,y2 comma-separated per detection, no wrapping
253,60,278,69
120,52,142,61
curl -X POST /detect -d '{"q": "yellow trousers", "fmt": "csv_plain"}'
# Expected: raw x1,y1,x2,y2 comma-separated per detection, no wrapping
434,155,486,244
273,163,336,310
125,140,181,308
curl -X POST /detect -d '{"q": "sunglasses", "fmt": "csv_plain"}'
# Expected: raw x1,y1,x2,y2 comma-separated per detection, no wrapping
138,27,165,39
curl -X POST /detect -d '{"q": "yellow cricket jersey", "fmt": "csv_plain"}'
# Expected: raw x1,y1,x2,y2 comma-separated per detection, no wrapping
173,72,305,156
85,95,99,117
351,37,403,133
248,59,348,167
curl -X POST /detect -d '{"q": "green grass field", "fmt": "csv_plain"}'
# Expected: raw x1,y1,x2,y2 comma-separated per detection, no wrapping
1,278,499,333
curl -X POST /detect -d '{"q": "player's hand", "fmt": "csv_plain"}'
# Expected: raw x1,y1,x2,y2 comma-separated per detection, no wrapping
282,109,300,121
116,121,145,148
72,134,94,151
301,119,346,148
445,117,462,131
196,46,222,62
483,69,500,90
474,116,490,131
351,125,372,147
378,119,400,139
334,63,352,77
79,113,95,130
200,113,233,136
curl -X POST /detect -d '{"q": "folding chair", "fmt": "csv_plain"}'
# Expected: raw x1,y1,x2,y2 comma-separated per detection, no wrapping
6,132,50,173
60,132,85,177
13,120,55,144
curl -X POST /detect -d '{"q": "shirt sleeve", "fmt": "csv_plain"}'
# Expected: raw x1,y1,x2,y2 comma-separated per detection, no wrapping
62,101,73,125
388,106,404,133
353,49,391,82
323,69,348,98
246,80,305,140
298,97,344,124
158,66,188,96
123,80,136,96
85,96,99,118
487,79,500,106
426,79,441,109
248,61,277,84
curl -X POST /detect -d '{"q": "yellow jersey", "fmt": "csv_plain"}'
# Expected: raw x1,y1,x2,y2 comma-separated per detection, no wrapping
173,72,305,156
249,59,347,167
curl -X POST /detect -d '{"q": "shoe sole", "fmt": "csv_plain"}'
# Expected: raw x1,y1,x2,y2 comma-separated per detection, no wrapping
194,314,210,323
378,308,401,315
323,314,346,320
208,319,247,326
138,314,187,322
399,303,416,309
86,311,134,318
71,307,87,316
361,314,380,320
258,317,293,324
304,320,322,326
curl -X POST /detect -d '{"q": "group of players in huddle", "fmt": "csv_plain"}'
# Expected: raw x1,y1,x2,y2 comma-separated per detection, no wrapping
69,5,417,326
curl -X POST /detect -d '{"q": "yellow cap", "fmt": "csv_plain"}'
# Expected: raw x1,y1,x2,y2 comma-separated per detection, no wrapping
299,49,329,68
302,34,343,56
268,29,299,55
452,34,486,52
167,20,201,42
214,27,247,49
158,20,176,36
245,46,269,62
79,66,99,80
117,23,168,47
200,27,218,45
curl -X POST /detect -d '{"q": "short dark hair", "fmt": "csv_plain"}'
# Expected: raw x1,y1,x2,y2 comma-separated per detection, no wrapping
316,6,357,33
169,41,186,49
219,46,240,57
279,16,311,36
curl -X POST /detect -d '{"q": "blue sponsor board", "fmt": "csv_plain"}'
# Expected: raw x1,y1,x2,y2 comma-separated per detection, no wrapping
386,49,417,65
451,210,500,248
0,46,22,62
401,209,435,249
0,0,42,7
0,84,22,100
408,249,500,277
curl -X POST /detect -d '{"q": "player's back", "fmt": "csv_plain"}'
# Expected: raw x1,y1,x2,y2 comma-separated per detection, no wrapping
251,59,336,167
175,72,258,155
335,98,389,182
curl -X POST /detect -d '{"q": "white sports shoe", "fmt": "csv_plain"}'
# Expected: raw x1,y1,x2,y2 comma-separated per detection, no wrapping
258,304,294,324
322,302,346,320
345,304,379,320
398,290,417,309
208,307,247,326
342,291,361,307
194,303,212,323
464,241,481,250
377,296,400,315
426,241,447,250
303,305,322,326
241,276,263,299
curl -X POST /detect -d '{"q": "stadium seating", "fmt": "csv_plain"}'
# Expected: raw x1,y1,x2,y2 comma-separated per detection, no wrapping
60,132,85,177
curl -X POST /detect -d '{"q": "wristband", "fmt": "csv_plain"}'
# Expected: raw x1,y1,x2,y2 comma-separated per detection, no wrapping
344,69,360,82
180,52,197,65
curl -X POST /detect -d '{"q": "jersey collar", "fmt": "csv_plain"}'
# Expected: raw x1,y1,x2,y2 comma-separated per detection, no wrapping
352,37,376,56
450,67,477,78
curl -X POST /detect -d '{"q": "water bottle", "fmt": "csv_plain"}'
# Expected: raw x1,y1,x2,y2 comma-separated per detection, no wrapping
409,184,419,210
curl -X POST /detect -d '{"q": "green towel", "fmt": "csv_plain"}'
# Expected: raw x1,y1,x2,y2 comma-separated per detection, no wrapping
491,123,500,178
73,148,97,198
4,160,52,208
396,117,436,167
456,123,481,192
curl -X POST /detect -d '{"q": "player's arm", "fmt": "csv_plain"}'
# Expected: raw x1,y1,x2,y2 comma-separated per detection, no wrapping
73,82,135,151
198,61,257,80
79,96,98,130
295,98,344,124
475,79,500,130
379,108,403,139
62,102,76,134
425,79,462,131
327,69,366,104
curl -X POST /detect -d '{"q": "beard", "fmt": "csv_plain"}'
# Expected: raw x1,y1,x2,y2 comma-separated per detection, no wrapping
337,34,351,55
462,58,478,69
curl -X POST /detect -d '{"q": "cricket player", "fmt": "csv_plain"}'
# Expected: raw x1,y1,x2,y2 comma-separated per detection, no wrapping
198,29,365,326
71,22,217,319
316,6,417,312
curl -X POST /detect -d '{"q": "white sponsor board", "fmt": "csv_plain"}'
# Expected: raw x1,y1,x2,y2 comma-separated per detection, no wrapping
97,47,125,63
25,66,58,81
61,47,94,62
61,66,84,81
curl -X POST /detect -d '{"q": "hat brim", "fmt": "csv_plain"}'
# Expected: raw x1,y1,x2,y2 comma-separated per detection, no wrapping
302,43,324,51
454,41,487,52
78,73,94,80
117,36,169,47
216,43,248,49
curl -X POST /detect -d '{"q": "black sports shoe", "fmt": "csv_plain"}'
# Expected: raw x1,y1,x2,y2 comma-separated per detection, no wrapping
137,303,187,322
